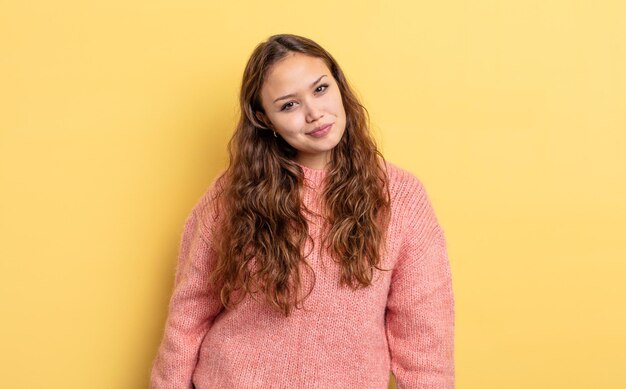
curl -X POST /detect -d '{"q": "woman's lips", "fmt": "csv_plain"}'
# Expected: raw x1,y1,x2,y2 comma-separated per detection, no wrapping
307,123,332,138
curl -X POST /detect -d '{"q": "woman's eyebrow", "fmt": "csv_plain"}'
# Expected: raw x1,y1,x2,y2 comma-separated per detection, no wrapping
273,75,328,104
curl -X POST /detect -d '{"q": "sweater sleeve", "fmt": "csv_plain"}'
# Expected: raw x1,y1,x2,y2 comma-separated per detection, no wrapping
150,191,224,388
385,176,455,389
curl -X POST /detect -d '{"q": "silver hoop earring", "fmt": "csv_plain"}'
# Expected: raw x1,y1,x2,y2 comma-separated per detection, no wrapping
273,131,278,138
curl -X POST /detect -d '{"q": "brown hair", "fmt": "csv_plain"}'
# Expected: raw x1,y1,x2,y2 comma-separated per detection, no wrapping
206,33,391,317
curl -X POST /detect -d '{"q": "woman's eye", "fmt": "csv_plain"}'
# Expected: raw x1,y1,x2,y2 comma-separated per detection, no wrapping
316,84,329,93
281,102,295,111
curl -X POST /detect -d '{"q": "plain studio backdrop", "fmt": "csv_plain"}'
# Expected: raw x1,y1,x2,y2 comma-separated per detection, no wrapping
1,1,624,388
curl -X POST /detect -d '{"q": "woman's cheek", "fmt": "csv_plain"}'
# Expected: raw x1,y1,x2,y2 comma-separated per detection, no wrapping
289,116,305,132
329,93,343,111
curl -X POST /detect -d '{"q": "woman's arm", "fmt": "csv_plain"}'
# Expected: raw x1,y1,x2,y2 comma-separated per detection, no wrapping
385,177,455,389
150,202,223,389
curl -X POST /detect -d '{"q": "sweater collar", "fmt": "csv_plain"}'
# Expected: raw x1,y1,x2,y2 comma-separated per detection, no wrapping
295,162,327,188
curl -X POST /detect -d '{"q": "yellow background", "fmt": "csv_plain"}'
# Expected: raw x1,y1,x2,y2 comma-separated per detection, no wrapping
1,1,625,388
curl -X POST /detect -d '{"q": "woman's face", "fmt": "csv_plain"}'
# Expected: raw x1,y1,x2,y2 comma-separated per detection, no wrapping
258,52,347,169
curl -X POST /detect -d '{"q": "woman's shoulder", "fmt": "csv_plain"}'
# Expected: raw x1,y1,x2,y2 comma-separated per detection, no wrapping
382,159,428,199
188,168,229,235
382,159,444,236
195,169,228,210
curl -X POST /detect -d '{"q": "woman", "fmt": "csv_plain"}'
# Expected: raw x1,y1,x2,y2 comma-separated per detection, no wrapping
150,33,454,389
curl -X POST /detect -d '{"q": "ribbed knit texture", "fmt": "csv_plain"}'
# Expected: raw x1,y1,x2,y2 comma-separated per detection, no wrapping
150,161,455,389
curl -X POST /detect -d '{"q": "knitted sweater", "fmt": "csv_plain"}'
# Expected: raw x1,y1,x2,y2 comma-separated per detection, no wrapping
150,161,455,389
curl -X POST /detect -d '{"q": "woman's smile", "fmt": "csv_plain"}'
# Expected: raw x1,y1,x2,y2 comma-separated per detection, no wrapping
306,123,333,138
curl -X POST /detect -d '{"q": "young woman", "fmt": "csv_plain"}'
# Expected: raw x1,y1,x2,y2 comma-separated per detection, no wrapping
150,34,454,389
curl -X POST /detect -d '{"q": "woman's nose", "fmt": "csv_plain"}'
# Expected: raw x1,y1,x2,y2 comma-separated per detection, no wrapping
305,102,324,122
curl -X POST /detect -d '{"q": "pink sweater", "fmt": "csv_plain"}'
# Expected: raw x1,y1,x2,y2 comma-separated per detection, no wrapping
150,161,455,389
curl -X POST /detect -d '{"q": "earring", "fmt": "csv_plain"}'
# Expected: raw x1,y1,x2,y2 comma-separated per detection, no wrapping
273,131,277,138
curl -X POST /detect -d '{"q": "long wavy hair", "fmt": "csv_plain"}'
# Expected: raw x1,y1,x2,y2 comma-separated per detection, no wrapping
205,34,391,317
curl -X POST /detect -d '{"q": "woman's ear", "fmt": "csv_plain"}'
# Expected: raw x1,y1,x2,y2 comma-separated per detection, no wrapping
255,111,272,130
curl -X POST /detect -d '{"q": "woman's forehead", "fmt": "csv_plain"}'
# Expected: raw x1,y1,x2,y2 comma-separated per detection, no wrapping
264,54,330,89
